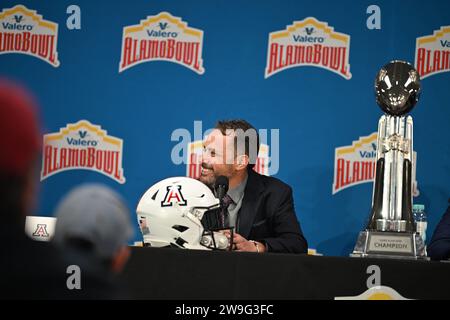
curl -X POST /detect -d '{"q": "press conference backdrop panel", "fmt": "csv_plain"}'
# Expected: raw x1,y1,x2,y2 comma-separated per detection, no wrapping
1,0,449,256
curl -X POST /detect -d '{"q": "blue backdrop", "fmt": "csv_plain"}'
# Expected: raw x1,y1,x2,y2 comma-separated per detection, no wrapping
1,0,449,256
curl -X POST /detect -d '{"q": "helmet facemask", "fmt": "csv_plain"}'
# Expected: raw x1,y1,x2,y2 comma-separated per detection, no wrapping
198,206,235,251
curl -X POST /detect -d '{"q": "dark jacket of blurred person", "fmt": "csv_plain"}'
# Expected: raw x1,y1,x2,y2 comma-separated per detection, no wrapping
0,79,69,299
427,201,450,261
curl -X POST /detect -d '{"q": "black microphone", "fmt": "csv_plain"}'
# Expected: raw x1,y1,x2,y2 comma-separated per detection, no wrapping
214,176,229,205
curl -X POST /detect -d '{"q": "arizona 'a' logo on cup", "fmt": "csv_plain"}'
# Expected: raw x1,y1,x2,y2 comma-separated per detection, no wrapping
41,120,126,183
0,5,59,67
265,17,351,79
333,133,419,196
33,224,49,238
415,26,450,79
186,141,270,179
119,12,204,74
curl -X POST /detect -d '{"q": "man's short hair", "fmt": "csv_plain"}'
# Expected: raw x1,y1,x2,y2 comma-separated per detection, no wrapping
215,119,259,169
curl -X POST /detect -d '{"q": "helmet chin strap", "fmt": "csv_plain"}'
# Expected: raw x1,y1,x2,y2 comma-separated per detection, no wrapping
200,227,234,251
200,231,229,250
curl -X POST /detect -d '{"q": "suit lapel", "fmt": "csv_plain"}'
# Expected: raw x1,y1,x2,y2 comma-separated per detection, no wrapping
237,169,264,239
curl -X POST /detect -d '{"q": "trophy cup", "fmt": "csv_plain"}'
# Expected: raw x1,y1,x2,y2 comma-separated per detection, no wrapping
351,60,428,259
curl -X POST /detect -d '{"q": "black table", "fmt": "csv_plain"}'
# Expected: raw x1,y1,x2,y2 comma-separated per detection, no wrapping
122,247,450,299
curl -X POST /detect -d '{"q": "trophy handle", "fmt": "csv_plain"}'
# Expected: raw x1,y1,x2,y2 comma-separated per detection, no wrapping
367,158,385,230
401,159,414,232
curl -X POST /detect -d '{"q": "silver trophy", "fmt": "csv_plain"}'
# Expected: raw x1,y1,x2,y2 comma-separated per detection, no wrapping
351,60,427,259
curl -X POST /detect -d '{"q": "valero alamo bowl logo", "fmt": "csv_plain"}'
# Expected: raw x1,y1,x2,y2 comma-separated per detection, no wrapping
0,5,59,67
41,120,125,184
119,12,204,74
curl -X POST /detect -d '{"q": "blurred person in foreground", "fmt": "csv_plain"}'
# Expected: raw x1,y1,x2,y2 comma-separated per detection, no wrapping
0,79,68,299
53,183,133,299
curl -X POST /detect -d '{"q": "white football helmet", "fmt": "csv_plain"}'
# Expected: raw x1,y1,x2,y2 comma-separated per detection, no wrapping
136,177,231,250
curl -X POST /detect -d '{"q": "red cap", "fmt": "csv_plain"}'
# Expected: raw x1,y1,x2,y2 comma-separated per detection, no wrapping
0,79,41,177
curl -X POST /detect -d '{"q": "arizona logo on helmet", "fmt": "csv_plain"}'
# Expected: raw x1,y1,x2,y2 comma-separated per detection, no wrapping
0,5,59,67
186,140,271,179
41,120,126,184
161,185,188,207
265,17,351,79
119,11,205,74
415,25,450,79
333,133,419,195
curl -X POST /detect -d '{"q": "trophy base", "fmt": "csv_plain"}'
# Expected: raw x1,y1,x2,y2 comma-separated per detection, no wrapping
350,230,429,260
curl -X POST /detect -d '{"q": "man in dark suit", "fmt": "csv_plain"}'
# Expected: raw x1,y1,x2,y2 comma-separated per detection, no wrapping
199,119,307,254
427,201,450,261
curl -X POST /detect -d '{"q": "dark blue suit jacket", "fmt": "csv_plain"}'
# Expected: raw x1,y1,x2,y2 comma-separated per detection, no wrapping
427,203,450,261
235,169,308,254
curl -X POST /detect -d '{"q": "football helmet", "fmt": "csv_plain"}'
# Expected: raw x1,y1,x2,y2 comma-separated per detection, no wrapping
136,177,232,250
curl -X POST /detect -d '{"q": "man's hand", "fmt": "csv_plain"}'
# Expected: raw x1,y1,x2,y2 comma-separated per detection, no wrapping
222,230,266,253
